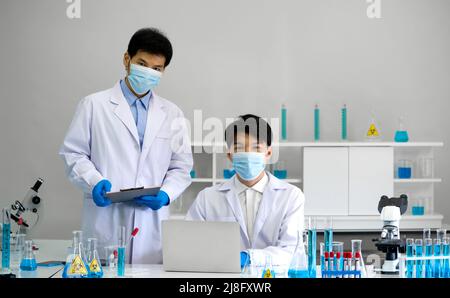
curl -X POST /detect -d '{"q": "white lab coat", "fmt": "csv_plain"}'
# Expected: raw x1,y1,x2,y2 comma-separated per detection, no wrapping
59,81,193,264
186,172,305,266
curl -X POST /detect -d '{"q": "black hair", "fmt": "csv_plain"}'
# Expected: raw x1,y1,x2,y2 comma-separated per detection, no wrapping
224,114,273,148
127,28,173,67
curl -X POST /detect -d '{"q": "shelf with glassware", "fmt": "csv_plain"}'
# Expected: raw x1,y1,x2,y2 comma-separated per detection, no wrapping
170,141,444,230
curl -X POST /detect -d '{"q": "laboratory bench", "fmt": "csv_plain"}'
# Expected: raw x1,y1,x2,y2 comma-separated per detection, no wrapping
6,239,399,279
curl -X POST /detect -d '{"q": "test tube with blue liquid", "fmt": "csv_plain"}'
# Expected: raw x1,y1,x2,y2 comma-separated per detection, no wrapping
314,104,320,141
307,217,317,278
415,239,423,278
406,238,414,278
425,238,433,278
433,239,441,278
443,237,450,278
117,226,126,277
281,103,287,141
2,208,11,272
324,217,333,253
341,104,347,141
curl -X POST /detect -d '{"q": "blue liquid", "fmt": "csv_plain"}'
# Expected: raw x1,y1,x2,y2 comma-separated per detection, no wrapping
443,244,449,278
61,255,89,278
320,255,325,278
341,106,347,140
20,258,37,271
324,229,333,252
2,223,10,269
314,107,320,141
416,244,423,278
190,170,196,178
281,106,287,141
288,269,309,278
117,247,125,277
307,229,317,278
406,243,414,278
412,206,425,216
425,244,433,278
434,244,441,278
394,130,409,143
398,167,412,179
223,169,235,179
274,170,287,179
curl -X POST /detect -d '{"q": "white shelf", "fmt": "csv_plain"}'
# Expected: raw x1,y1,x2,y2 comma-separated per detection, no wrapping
303,214,444,231
191,141,444,148
192,178,302,183
394,178,442,183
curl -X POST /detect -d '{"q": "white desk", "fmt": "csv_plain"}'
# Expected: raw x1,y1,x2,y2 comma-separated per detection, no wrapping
14,239,395,278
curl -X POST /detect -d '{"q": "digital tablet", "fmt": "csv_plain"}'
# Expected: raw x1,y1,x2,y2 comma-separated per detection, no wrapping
105,186,161,203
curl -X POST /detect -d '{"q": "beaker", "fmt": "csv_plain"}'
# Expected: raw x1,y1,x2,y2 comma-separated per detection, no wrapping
19,240,36,271
104,245,118,270
397,160,413,179
10,233,25,271
411,197,425,216
223,158,235,179
419,158,434,178
274,160,287,179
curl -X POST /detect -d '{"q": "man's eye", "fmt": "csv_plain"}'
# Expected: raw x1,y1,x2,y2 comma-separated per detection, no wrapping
139,62,146,66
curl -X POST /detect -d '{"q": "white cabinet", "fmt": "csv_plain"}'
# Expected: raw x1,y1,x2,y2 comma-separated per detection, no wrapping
303,146,393,217
303,147,349,216
348,147,393,215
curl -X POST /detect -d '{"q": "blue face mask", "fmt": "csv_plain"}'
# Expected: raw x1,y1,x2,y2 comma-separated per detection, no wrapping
127,63,162,95
232,152,266,181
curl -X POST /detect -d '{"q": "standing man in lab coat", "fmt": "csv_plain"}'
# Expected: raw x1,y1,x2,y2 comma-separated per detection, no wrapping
59,28,193,264
186,114,305,267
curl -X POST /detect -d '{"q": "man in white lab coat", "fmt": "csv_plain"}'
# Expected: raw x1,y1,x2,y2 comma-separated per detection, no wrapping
59,28,193,264
186,114,305,267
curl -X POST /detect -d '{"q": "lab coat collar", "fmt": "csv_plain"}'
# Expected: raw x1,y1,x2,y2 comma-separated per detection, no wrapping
234,172,268,194
110,81,167,154
219,172,287,247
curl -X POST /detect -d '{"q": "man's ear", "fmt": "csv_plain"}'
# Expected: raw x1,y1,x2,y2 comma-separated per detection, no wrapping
123,52,131,73
266,147,273,160
227,152,233,162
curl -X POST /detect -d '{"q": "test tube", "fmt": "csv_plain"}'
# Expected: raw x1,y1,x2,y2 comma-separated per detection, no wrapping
117,226,126,277
307,217,317,278
320,242,326,278
415,239,424,278
425,238,433,278
324,217,333,253
2,208,11,272
436,229,447,242
443,237,450,278
433,239,442,278
406,238,414,278
423,228,431,241
323,252,329,278
332,242,344,278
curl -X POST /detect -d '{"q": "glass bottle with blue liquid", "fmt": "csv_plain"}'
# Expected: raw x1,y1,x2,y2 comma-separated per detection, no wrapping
288,230,309,278
397,159,413,179
19,240,37,271
87,238,103,278
274,160,287,179
223,159,235,179
62,230,89,278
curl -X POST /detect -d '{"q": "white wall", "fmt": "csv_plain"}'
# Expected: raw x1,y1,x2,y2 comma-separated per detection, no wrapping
0,0,449,239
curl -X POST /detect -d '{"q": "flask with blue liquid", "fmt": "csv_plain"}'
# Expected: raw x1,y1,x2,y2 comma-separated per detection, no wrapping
87,238,103,278
62,230,89,278
394,117,409,142
19,240,37,271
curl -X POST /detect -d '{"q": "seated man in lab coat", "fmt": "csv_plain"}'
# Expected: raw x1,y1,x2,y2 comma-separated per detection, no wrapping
186,114,305,267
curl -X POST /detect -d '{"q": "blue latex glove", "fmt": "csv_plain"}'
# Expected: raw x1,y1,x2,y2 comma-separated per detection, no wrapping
92,179,112,207
134,190,170,211
240,251,250,269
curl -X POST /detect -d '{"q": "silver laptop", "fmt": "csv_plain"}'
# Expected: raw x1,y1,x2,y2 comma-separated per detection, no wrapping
162,220,241,273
